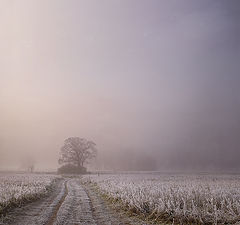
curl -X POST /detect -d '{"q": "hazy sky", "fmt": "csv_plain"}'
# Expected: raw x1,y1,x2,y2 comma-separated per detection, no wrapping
0,0,239,170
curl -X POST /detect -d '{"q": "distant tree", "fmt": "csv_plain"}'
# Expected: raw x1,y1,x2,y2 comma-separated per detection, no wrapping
20,156,35,173
28,164,34,173
58,137,97,170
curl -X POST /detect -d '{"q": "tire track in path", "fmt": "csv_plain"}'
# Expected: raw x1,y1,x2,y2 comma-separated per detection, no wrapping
54,178,97,225
46,180,68,225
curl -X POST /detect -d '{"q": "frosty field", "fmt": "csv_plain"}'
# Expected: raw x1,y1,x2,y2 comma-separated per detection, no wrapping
1,172,240,225
0,173,58,215
83,173,240,224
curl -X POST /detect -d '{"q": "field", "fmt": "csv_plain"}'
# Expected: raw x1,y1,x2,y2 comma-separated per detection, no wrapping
0,173,59,216
83,173,240,224
1,172,240,225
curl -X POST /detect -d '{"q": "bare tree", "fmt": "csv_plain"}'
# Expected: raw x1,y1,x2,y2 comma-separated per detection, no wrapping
58,137,97,168
20,156,35,173
28,164,34,173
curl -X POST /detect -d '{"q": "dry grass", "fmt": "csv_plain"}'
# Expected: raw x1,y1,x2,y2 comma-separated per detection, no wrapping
0,173,59,216
83,173,240,224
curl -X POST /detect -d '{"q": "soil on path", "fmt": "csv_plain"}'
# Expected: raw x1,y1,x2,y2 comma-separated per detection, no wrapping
1,178,149,225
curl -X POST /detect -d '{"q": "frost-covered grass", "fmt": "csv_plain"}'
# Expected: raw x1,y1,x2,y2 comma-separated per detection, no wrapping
83,173,240,224
0,173,59,215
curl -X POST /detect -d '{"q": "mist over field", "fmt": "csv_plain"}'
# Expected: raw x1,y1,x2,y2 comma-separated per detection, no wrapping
0,0,239,172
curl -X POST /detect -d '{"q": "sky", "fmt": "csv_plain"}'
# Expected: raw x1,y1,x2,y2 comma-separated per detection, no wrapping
0,0,239,171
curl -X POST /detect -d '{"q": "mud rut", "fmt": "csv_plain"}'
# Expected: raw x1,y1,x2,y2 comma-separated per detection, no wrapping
2,178,147,225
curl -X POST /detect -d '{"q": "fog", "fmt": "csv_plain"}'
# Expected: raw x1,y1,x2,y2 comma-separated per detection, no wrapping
0,0,239,172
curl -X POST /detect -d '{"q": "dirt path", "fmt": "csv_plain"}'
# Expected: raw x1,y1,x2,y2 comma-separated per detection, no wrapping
2,178,148,225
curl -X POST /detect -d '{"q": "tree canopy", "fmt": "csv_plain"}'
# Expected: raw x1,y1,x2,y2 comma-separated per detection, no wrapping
58,137,97,169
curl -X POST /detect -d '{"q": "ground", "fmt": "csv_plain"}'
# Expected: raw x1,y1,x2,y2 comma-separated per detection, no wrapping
1,177,149,225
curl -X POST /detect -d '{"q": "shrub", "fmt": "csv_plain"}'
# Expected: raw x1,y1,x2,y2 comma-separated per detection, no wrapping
57,164,86,174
